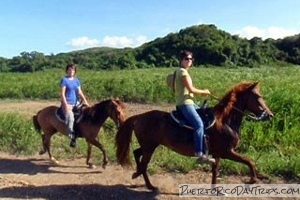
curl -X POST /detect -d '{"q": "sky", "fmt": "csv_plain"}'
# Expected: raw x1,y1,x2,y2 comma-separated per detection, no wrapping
1,0,300,59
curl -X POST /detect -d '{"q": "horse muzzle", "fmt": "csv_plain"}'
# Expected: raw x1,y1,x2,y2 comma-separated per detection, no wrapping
257,110,274,121
247,110,274,121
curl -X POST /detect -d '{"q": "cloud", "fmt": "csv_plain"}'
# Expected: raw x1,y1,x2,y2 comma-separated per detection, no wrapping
67,35,148,50
235,26,299,39
134,36,148,46
67,36,100,48
102,36,132,47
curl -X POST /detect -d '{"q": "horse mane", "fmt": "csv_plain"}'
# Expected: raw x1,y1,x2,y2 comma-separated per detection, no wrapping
84,98,125,124
213,81,259,129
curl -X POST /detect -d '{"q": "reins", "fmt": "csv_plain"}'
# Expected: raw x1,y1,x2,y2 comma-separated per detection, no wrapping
209,94,264,121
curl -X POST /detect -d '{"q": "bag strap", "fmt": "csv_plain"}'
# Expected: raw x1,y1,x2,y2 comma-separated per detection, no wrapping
172,70,176,93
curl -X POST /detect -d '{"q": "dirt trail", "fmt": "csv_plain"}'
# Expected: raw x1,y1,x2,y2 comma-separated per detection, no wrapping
0,101,298,200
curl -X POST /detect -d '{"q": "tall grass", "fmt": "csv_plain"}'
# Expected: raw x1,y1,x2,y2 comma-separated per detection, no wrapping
0,112,40,155
0,65,299,179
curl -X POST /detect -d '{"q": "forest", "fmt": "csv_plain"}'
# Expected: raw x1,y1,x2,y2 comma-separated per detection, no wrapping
0,24,300,72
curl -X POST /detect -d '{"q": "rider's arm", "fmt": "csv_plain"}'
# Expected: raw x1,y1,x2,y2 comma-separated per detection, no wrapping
182,75,210,96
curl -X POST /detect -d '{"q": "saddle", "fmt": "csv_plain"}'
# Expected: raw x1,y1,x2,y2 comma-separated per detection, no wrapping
170,106,216,131
55,103,86,130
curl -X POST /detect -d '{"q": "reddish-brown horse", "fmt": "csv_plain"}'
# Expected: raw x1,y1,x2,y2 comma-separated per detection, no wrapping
116,82,273,190
33,98,126,168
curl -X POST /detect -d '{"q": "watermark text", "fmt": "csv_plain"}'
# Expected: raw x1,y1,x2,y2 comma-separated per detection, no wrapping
179,184,300,197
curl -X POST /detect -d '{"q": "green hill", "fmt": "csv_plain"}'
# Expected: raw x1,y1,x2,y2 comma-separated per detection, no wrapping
1,24,300,72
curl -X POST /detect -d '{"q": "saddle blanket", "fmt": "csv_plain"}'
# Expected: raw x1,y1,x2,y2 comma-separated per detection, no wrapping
55,107,83,124
170,108,215,130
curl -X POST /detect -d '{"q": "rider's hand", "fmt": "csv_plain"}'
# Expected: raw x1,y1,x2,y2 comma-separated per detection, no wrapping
203,89,211,95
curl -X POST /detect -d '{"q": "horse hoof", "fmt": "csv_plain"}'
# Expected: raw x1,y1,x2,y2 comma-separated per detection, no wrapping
132,172,140,179
247,178,257,184
39,150,46,155
89,164,96,169
102,163,108,169
147,185,158,191
50,158,59,165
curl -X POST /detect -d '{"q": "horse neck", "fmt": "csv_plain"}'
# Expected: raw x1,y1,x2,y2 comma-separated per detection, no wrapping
87,105,109,126
227,108,244,133
214,96,245,133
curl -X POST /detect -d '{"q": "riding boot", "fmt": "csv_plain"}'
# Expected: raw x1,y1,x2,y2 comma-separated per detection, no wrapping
70,138,76,148
68,133,74,139
69,131,76,148
196,154,216,164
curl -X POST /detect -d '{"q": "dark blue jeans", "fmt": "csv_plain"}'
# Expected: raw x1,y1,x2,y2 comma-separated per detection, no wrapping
177,104,205,155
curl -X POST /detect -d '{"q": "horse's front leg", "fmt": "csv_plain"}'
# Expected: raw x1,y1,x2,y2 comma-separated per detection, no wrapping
88,138,108,169
86,142,96,169
211,157,220,185
225,149,257,183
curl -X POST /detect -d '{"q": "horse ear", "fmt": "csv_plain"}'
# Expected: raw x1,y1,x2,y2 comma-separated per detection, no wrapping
113,98,121,105
249,82,259,90
111,99,119,107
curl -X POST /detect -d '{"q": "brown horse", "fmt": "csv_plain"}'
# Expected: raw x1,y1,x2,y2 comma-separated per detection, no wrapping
33,98,126,168
115,82,273,190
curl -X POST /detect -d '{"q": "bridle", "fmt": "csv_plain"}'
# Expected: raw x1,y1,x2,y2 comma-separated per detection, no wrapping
209,94,269,121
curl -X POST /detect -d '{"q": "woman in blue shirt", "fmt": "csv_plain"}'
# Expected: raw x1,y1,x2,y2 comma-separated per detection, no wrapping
60,64,89,147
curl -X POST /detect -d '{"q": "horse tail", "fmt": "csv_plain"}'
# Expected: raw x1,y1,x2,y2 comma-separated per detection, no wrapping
32,111,41,133
115,114,139,166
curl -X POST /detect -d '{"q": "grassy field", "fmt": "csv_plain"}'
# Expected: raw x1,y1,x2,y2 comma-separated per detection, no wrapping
0,65,299,180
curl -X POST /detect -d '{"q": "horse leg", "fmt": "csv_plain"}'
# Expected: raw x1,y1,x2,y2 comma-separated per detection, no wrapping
85,142,96,169
133,146,158,191
225,149,257,183
87,138,108,169
141,151,158,190
39,134,47,155
43,133,59,165
211,157,220,185
132,148,143,179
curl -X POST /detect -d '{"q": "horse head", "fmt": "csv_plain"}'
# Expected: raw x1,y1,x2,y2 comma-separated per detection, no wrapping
241,82,274,121
88,98,126,128
106,98,126,128
214,82,274,123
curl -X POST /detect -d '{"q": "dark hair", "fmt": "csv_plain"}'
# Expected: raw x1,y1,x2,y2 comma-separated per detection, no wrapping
65,64,77,74
179,50,193,61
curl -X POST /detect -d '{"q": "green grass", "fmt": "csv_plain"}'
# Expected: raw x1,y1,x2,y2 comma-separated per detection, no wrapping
0,112,40,155
0,65,299,180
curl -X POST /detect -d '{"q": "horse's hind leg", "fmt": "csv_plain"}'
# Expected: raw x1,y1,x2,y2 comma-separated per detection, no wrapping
132,148,143,178
42,132,58,164
226,149,257,183
132,146,158,191
39,134,47,155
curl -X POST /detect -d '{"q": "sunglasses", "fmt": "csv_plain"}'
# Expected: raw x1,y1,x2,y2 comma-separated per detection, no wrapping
184,57,194,61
